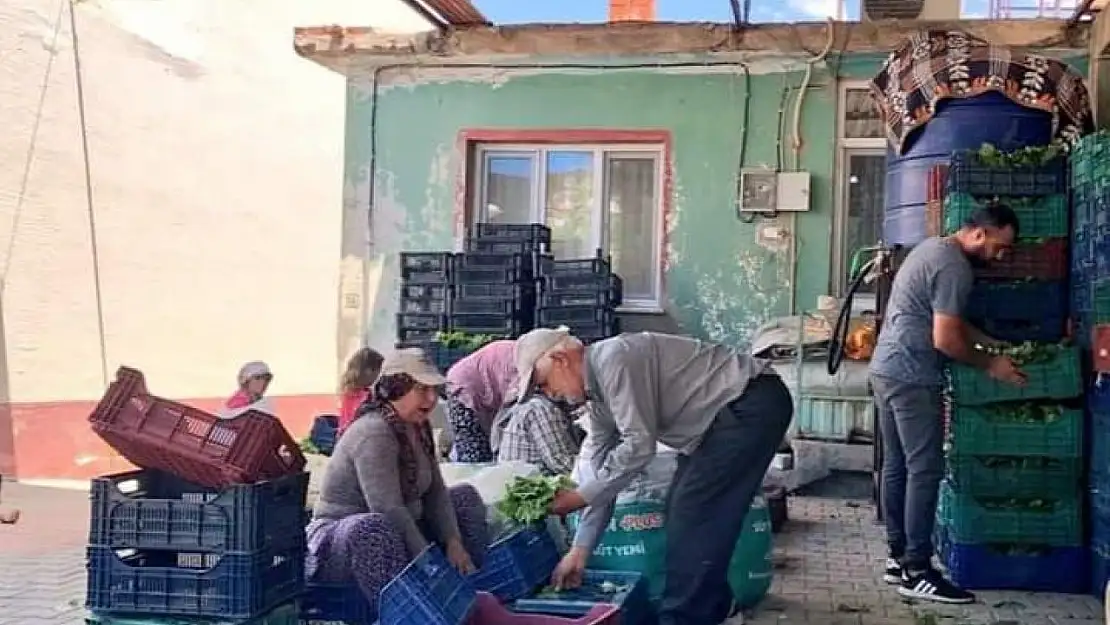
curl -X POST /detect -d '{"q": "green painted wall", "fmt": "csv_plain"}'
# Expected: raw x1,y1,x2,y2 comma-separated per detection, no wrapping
345,51,1088,351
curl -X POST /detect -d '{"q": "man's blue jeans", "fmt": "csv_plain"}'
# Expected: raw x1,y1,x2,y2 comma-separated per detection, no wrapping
870,374,944,572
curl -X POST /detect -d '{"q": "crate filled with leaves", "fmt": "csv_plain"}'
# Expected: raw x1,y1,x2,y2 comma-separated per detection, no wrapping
936,480,1081,547
943,194,1068,239
947,144,1067,197
945,342,1081,406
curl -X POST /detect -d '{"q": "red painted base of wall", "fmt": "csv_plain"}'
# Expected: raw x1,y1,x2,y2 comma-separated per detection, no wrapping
0,394,335,481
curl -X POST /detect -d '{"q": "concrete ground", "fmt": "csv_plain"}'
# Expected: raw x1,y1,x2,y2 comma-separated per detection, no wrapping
0,473,1103,625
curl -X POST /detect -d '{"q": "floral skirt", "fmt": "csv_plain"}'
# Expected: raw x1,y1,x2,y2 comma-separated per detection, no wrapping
306,484,489,613
446,398,494,463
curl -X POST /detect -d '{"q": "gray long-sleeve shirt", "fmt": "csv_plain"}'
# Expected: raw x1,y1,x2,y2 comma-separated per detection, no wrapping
572,332,769,551
313,412,460,556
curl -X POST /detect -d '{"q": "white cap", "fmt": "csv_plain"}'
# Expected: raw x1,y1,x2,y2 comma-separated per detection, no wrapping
237,361,272,385
380,347,447,386
513,326,572,404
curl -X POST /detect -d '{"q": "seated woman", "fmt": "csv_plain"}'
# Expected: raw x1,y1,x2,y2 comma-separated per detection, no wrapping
218,361,276,418
308,348,488,610
490,328,585,476
337,347,385,436
444,340,517,462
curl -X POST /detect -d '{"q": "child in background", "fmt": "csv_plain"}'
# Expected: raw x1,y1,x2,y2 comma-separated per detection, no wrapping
338,347,385,435
219,361,276,418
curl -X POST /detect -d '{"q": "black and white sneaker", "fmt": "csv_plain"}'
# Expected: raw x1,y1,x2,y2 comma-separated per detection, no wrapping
882,558,903,584
897,568,975,604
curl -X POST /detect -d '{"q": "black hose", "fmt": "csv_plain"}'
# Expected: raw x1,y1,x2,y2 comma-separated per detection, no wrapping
827,265,872,376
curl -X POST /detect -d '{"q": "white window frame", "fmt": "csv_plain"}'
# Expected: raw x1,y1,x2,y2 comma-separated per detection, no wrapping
471,143,666,313
831,81,888,296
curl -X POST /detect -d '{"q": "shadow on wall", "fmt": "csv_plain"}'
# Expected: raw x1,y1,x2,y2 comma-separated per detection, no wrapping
0,298,12,476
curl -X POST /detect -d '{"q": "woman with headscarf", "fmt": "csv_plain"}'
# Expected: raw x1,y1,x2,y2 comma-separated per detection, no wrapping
219,361,276,418
307,348,488,611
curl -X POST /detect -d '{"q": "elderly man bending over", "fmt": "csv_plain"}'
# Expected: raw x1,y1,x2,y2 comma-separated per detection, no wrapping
523,329,792,625
490,327,585,476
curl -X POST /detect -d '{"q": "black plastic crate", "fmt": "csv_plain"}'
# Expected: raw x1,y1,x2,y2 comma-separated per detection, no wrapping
569,319,621,343
453,297,525,315
85,544,304,620
550,258,611,276
466,238,539,255
454,266,529,285
540,290,613,308
455,252,531,273
401,283,452,301
396,313,448,330
473,223,552,247
456,283,535,300
397,328,439,343
449,313,526,336
537,306,613,326
89,470,308,554
948,152,1068,197
400,297,449,315
400,253,453,283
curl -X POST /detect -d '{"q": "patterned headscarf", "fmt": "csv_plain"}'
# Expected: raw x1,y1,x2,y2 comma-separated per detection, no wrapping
359,376,438,503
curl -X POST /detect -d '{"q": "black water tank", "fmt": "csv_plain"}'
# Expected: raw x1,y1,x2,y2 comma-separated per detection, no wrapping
884,92,1054,246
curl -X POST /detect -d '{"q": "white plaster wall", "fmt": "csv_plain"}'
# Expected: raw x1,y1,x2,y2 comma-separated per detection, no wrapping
0,0,427,402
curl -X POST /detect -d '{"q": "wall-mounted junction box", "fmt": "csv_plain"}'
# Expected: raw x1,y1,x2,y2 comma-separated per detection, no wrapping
738,169,812,214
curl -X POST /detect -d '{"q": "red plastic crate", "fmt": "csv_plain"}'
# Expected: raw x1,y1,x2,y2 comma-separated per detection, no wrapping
925,164,948,237
89,367,305,488
1095,325,1110,373
974,238,1068,281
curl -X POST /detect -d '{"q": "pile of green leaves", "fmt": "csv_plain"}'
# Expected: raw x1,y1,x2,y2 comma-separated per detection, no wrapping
979,403,1064,424
299,437,321,455
433,331,500,350
982,341,1061,366
976,142,1062,168
497,475,576,525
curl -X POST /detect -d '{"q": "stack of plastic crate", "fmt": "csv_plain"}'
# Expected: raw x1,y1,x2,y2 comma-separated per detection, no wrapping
83,368,309,625
450,223,554,340
934,149,1087,592
537,252,623,344
397,252,456,346
1070,131,1110,596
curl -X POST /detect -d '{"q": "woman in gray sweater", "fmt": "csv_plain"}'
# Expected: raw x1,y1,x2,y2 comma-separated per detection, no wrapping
307,348,489,610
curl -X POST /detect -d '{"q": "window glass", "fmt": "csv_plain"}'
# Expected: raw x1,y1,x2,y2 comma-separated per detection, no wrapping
544,151,596,259
841,152,886,293
843,89,884,139
483,154,534,224
606,155,658,302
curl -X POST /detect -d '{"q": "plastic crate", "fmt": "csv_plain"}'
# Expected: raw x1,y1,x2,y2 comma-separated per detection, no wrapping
973,238,1068,280
456,253,532,274
397,313,448,331
473,224,552,246
402,283,453,301
454,297,526,316
309,414,338,456
1072,277,1110,323
539,291,613,308
935,522,1088,592
510,570,650,625
965,280,1067,323
85,601,301,625
449,314,525,337
972,316,1067,343
945,455,1081,498
85,544,304,620
947,151,1067,197
536,307,612,326
401,253,454,283
570,321,621,344
936,480,1082,546
550,259,611,276
302,582,375,625
89,368,305,490
469,527,559,602
88,469,308,553
943,193,1068,238
398,328,440,344
379,546,475,625
925,164,948,237
455,267,530,285
945,402,1082,459
945,345,1082,406
1092,543,1110,597
467,239,535,255
402,296,451,315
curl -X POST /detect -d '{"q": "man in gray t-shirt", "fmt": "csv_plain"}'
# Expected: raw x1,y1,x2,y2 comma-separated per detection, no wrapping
870,203,1025,604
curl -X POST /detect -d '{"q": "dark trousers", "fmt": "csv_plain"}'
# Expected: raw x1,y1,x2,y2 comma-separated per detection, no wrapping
871,374,943,571
658,373,793,625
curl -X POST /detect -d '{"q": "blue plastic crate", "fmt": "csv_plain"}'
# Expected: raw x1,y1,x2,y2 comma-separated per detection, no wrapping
378,546,475,625
309,414,338,456
936,523,1088,592
966,280,1067,325
85,544,304,620
88,470,308,553
302,582,375,625
85,601,301,625
510,570,653,625
1090,406,1110,483
469,527,560,602
1092,543,1110,596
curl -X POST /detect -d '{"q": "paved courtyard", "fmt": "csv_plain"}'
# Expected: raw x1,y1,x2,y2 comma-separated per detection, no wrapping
0,473,1103,625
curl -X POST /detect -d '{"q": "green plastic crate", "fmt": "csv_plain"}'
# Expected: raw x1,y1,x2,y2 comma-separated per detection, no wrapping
945,345,1082,406
946,403,1083,458
85,602,299,625
937,480,1082,546
943,193,1068,238
945,455,1082,498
